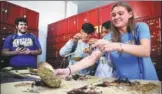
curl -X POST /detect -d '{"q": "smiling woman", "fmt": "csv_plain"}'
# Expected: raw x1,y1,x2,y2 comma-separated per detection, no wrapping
54,1,158,81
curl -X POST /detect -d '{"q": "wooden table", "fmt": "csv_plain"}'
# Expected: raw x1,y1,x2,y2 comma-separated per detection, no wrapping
1,69,161,94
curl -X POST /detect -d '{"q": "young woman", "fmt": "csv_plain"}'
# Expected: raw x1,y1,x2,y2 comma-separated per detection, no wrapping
55,2,158,80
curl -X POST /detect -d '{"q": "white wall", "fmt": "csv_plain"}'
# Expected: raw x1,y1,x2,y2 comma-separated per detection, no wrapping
8,1,78,62
66,1,78,18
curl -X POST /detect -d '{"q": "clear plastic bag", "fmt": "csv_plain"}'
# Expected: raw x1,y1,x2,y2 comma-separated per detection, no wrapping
95,56,113,78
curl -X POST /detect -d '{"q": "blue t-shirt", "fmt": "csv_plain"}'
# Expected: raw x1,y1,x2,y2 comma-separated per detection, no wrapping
105,22,158,80
3,33,41,68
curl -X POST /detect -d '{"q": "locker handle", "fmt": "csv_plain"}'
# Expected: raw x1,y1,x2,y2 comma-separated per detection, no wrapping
24,15,27,18
3,27,6,30
4,9,8,13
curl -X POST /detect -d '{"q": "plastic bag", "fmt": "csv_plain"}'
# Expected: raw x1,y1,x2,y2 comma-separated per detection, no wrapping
95,56,113,78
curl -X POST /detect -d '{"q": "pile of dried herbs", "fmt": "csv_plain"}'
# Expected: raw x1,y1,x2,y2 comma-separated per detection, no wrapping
37,63,61,88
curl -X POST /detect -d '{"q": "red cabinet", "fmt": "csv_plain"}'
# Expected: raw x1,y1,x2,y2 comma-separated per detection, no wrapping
87,8,100,37
151,1,161,17
129,1,152,18
0,23,15,34
77,12,88,32
48,22,59,37
7,2,22,25
28,29,38,37
87,8,99,26
1,1,22,25
53,22,60,37
68,15,77,34
77,9,100,34
59,19,68,35
22,8,39,30
129,1,161,18
47,23,53,38
0,1,8,23
0,1,39,30
143,17,162,57
99,4,112,25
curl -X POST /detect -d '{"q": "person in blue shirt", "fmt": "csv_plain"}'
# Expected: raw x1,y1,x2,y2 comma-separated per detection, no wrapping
59,23,97,75
55,2,158,80
100,21,111,39
1,18,42,68
91,21,114,78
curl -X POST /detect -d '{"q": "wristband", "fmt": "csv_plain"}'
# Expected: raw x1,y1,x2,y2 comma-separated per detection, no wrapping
67,67,71,75
120,43,123,53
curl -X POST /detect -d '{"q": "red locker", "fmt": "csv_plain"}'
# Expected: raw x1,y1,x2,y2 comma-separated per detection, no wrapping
129,1,153,18
63,34,71,42
143,17,161,57
28,29,38,37
77,12,88,32
55,43,59,51
0,1,8,23
1,1,22,24
52,22,60,37
151,1,161,17
59,19,68,35
55,36,60,43
87,8,99,26
47,23,54,38
0,23,15,34
68,15,77,34
99,4,112,25
47,24,52,37
87,8,100,37
22,8,39,30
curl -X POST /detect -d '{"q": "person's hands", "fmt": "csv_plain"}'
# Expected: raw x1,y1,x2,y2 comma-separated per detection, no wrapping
88,38,98,45
23,48,31,54
54,68,70,76
72,33,82,42
15,47,31,55
83,47,92,54
92,39,118,53
15,47,26,54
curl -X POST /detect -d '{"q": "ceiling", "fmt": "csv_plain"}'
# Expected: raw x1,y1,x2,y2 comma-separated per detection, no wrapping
71,1,116,13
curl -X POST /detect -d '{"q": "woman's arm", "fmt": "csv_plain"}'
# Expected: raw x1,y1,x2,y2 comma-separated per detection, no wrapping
69,50,103,74
94,23,151,57
94,39,150,57
119,39,150,57
55,50,103,75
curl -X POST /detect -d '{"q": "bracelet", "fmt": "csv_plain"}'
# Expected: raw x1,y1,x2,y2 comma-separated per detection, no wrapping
120,43,123,53
67,67,71,75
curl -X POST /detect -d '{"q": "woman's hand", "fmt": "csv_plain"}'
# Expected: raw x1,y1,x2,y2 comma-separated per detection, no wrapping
88,38,98,45
54,68,70,76
92,39,120,53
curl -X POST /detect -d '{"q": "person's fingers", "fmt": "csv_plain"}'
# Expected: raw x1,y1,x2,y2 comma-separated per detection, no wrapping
88,38,98,45
73,33,81,40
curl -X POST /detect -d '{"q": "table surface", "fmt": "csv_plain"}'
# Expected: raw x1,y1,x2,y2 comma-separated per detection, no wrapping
1,69,161,94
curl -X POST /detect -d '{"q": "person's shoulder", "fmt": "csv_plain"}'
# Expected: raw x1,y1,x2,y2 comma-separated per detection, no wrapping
27,33,36,37
135,22,149,28
25,33,37,39
7,34,16,39
103,32,112,40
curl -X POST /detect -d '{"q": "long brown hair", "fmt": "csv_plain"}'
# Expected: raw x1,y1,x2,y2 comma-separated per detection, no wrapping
111,2,136,42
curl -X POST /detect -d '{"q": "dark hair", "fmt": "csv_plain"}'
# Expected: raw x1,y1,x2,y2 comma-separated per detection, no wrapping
111,2,135,42
102,21,111,30
15,18,28,26
82,23,95,34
